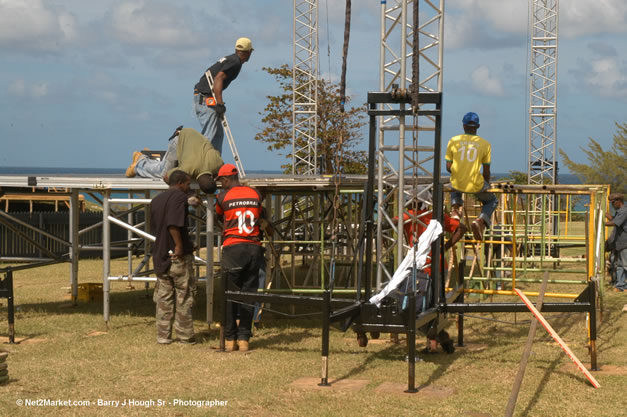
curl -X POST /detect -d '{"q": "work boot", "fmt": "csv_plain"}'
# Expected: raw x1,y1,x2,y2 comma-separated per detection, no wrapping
225,340,238,352
237,340,249,352
125,151,143,178
471,219,486,241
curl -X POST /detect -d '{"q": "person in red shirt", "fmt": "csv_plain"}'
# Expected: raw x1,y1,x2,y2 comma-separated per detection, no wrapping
215,164,265,351
399,207,466,276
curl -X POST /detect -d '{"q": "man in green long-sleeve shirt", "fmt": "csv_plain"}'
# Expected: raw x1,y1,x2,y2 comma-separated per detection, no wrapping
125,127,223,194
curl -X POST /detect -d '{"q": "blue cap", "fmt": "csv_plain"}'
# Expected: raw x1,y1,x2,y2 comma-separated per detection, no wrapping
462,112,480,126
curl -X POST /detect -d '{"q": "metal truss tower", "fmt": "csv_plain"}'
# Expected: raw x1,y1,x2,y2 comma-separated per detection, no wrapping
292,0,319,175
527,0,559,254
527,0,559,186
376,0,444,288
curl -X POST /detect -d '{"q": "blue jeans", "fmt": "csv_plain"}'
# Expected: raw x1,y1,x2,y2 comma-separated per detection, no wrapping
135,136,178,179
451,181,498,227
194,96,224,155
616,248,627,290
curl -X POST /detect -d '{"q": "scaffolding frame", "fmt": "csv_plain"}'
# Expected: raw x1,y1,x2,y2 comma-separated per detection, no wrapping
451,184,610,300
376,0,444,289
292,0,319,175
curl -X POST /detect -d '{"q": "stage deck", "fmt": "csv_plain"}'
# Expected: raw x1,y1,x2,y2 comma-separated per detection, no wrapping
0,173,370,192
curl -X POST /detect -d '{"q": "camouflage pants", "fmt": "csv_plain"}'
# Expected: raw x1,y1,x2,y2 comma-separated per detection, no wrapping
155,254,197,343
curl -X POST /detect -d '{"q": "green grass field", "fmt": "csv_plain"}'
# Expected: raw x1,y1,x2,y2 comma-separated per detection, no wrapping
0,257,625,417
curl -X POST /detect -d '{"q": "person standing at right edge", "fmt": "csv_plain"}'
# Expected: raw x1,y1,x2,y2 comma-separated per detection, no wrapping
193,37,254,155
606,193,627,292
215,164,264,352
445,112,498,241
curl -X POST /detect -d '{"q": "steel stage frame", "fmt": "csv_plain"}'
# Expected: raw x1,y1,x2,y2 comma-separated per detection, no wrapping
218,91,600,392
0,173,373,322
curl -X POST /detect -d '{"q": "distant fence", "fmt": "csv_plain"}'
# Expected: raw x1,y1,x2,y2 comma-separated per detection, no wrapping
0,211,138,259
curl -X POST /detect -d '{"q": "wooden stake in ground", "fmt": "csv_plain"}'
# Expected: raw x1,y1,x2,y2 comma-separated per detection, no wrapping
505,271,550,417
514,288,601,389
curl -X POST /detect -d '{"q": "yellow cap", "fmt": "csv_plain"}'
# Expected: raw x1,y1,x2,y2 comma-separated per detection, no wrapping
235,37,253,52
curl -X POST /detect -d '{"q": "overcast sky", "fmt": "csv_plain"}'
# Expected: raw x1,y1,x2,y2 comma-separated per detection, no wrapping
1,0,626,175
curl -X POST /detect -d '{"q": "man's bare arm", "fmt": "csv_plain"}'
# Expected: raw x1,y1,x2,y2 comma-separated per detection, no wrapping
168,225,184,258
212,71,227,104
445,222,467,250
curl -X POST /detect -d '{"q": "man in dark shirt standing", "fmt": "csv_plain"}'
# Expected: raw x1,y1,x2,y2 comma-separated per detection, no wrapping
193,37,254,155
215,164,264,351
151,170,197,344
606,193,627,292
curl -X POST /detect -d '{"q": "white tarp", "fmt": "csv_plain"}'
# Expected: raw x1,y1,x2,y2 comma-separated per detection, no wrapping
368,220,443,307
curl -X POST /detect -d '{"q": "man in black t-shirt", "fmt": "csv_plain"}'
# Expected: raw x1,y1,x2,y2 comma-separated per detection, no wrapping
150,170,197,344
193,37,254,155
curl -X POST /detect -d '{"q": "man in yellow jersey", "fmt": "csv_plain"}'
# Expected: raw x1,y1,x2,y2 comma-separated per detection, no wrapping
445,112,498,241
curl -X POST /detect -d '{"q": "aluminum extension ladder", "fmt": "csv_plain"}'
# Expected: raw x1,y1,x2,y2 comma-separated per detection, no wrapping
205,71,246,177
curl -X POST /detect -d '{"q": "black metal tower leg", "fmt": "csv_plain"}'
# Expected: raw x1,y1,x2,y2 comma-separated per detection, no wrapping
405,291,418,393
457,261,465,347
7,270,15,344
219,275,226,352
319,290,331,386
588,281,598,371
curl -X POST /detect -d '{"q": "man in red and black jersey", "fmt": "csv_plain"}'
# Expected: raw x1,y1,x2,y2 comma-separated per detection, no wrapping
215,164,264,351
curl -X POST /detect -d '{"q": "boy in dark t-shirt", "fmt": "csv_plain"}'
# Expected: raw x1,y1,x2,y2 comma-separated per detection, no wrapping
150,170,197,344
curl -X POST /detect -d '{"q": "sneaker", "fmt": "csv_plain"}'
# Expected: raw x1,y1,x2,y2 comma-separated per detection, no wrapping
157,338,174,345
125,151,143,177
471,219,485,241
178,337,197,345
237,340,250,352
225,340,238,352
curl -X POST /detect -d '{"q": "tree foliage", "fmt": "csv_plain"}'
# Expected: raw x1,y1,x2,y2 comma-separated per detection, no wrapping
496,170,528,184
559,122,627,194
495,170,551,185
255,65,367,174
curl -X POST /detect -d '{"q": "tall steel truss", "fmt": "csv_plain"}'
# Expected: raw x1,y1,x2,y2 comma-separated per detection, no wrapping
527,0,559,186
376,0,444,288
292,0,319,175
527,0,559,254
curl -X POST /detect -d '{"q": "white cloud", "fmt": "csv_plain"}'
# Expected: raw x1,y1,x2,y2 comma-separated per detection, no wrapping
451,0,527,34
446,0,627,49
7,78,49,98
471,66,505,97
561,1,627,38
584,58,627,100
0,0,77,52
109,1,198,48
444,5,525,51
